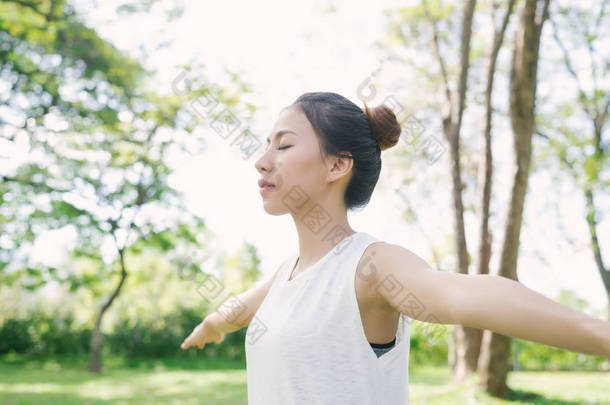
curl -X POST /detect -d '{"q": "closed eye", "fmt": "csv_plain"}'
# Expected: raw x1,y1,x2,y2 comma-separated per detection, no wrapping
278,146,292,150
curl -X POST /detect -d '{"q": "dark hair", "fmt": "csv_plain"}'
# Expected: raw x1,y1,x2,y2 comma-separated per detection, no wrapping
291,91,401,211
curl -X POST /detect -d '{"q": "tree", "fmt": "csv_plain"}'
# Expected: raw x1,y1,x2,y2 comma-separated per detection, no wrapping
477,0,551,396
1,0,255,372
381,0,509,381
419,0,480,383
539,0,609,320
0,0,147,276
471,0,517,377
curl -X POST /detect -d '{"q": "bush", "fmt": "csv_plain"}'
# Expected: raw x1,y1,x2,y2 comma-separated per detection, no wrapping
0,312,91,356
408,321,449,366
0,318,34,354
106,308,206,358
512,338,609,371
2,307,606,371
0,306,248,360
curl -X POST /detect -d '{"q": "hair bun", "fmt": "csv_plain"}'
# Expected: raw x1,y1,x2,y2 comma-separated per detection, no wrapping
362,103,401,151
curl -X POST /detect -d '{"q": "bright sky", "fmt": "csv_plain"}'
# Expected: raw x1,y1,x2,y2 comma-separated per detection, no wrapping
12,0,610,313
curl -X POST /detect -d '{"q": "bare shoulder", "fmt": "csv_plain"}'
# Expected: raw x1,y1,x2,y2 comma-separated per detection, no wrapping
356,241,396,311
363,241,426,266
357,240,457,323
358,240,423,281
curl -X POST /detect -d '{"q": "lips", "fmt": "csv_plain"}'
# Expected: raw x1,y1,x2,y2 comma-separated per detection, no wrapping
258,179,275,188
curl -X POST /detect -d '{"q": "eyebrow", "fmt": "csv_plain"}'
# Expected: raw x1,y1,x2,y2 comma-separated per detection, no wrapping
266,129,298,144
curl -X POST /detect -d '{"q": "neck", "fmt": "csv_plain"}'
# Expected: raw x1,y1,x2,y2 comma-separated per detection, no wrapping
290,198,356,272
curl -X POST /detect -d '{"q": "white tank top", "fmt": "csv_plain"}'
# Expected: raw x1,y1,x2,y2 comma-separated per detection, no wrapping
245,231,411,405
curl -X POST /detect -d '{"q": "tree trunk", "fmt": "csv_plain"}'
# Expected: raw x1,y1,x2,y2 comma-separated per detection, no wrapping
584,187,610,321
585,103,610,322
477,0,551,396
445,0,478,384
449,326,457,370
421,0,477,383
471,0,517,375
88,248,128,373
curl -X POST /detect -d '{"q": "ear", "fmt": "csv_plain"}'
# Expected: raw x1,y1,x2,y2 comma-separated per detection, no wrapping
326,152,353,183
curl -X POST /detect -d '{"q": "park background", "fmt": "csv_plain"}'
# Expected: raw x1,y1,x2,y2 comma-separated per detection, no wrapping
0,0,609,403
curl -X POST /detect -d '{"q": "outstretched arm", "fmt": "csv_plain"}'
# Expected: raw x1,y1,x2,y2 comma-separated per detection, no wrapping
368,242,610,358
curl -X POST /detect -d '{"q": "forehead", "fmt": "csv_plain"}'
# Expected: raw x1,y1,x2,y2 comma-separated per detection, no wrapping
265,106,312,143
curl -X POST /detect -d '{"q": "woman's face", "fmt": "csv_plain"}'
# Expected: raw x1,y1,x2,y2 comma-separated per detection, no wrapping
254,106,335,216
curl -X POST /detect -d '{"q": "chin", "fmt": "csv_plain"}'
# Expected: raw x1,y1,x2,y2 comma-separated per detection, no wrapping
262,203,289,216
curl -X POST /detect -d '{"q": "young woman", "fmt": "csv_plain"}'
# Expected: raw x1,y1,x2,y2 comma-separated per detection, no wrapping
181,91,610,404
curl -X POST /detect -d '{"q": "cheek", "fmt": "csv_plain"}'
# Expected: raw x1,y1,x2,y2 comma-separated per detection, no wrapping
283,155,325,195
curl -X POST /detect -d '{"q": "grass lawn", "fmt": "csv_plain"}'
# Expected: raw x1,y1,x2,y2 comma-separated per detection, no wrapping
0,354,608,404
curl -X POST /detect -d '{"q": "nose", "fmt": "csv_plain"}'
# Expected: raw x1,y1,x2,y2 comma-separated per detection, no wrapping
254,150,270,175
254,151,283,188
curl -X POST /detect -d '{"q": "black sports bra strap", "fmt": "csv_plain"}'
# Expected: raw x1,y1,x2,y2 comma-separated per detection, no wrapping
369,336,396,349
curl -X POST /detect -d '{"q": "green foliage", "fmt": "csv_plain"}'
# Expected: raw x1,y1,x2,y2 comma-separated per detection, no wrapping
0,312,91,356
535,1,609,192
222,243,263,295
0,0,240,293
0,307,247,360
0,239,265,360
0,0,146,126
0,318,34,354
106,308,215,358
409,321,449,366
512,338,608,371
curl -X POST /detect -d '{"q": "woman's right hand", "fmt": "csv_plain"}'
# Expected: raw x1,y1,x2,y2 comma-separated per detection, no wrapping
180,318,225,350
